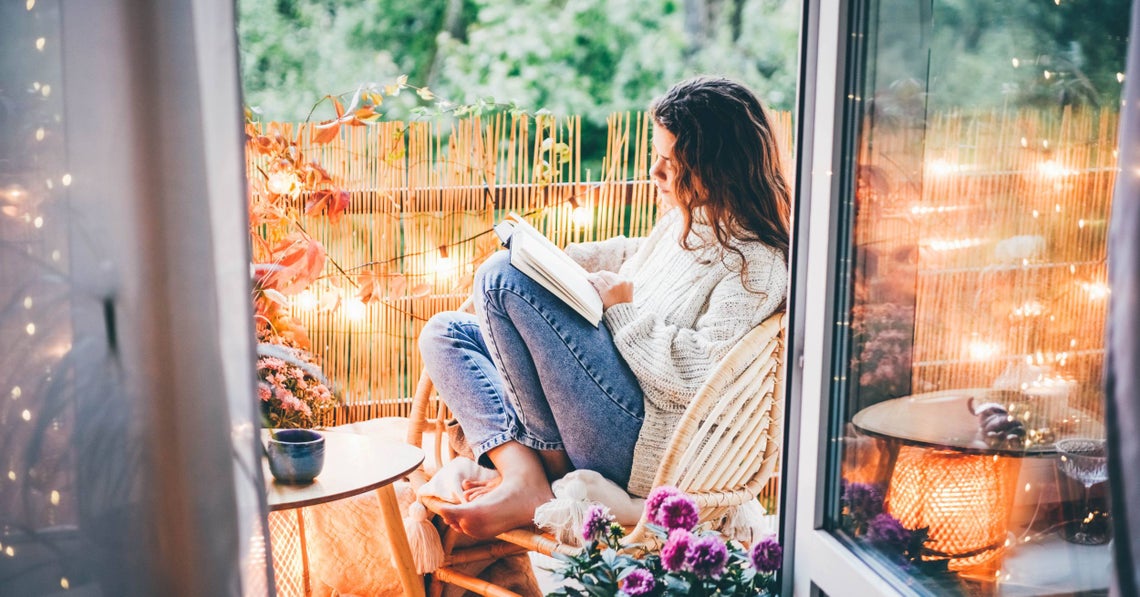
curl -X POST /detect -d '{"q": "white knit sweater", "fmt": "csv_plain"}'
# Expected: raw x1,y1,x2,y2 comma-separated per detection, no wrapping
566,208,787,496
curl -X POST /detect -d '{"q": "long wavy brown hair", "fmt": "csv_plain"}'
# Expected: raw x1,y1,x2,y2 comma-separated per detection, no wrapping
650,76,791,290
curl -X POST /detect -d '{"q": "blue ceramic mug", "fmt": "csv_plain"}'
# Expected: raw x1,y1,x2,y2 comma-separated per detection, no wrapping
267,429,326,484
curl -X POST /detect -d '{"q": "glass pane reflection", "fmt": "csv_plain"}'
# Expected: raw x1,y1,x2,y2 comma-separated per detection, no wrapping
831,0,1130,594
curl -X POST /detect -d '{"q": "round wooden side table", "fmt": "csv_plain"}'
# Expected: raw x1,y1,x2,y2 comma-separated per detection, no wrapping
264,430,425,597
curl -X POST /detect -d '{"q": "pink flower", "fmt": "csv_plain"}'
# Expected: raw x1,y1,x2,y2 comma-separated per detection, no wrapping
749,535,783,573
660,529,692,572
644,486,683,525
618,568,655,596
257,384,272,402
581,505,613,542
684,535,728,579
657,495,700,531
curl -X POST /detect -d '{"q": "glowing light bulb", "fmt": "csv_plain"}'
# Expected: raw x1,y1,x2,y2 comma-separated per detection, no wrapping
926,159,959,176
61,578,69,590
1119,73,1127,83
1082,281,1110,300
344,298,366,321
967,338,1002,361
61,174,72,186
26,323,35,336
1011,58,1020,68
21,410,31,421
1043,70,1052,79
41,85,51,97
1037,160,1069,177
35,128,44,141
1078,219,1086,229
33,217,43,228
293,290,318,311
572,205,592,228
1054,204,1061,213
35,37,45,51
1012,301,1044,317
23,297,32,309
5,546,13,557
27,0,35,10
435,256,454,273
6,471,14,481
50,490,60,505
266,171,300,197
1020,137,1029,148
1032,210,1039,218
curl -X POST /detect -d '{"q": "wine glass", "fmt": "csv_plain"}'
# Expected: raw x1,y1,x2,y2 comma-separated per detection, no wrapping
1055,438,1109,545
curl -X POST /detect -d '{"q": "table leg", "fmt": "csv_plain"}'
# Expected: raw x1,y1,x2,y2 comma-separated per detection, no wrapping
377,484,426,597
297,509,311,597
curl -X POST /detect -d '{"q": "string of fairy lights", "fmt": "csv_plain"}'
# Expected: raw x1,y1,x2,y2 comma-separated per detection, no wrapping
282,183,609,324
2,0,72,591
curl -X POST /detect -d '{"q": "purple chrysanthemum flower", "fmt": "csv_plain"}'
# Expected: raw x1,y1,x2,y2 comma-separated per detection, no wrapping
645,486,684,525
619,568,656,596
581,505,614,542
685,535,729,579
658,495,700,531
841,482,884,522
749,535,783,573
866,513,911,548
660,529,693,572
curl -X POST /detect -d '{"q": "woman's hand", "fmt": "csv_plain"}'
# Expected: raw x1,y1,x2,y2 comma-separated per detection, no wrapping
587,271,633,309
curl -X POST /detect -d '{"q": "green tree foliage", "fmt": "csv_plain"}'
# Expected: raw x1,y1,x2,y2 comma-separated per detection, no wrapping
238,0,800,127
866,0,1130,115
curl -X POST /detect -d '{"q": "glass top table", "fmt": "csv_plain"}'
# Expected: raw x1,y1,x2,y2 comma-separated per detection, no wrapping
851,388,1102,457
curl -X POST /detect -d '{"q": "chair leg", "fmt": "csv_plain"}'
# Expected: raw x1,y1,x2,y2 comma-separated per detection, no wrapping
428,573,445,597
434,566,526,597
375,485,426,597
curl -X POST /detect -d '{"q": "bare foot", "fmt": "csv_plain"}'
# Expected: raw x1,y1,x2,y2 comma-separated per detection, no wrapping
438,474,553,539
461,476,502,502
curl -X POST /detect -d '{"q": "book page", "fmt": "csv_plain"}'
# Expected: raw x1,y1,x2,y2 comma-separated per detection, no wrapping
506,214,603,326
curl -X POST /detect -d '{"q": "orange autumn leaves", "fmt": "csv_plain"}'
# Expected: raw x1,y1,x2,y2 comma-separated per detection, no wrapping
246,78,439,348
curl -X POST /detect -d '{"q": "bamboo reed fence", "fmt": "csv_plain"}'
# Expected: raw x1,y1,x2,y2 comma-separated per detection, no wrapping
852,107,1118,438
247,109,794,520
248,110,794,421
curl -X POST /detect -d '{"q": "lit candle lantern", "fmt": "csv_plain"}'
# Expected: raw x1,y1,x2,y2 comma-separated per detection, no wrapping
886,446,1021,571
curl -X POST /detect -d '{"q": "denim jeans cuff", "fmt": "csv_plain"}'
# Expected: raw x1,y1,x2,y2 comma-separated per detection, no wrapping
469,427,565,467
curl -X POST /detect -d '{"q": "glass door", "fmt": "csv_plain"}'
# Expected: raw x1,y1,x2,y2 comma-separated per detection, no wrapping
789,0,1131,594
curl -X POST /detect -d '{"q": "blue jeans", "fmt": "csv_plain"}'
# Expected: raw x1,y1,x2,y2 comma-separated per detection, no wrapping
419,251,644,487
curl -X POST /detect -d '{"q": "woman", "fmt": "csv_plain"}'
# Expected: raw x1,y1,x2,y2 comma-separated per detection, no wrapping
419,76,790,539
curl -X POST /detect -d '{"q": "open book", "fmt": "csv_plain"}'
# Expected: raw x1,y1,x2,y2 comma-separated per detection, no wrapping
494,213,604,327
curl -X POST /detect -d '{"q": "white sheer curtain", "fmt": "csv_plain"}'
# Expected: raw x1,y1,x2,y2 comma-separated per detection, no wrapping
0,1,270,595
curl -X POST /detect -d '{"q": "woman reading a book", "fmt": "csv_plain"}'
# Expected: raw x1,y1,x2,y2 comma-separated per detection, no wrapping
419,76,790,539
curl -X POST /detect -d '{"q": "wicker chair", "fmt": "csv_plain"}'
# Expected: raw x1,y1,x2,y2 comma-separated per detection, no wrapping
406,309,787,597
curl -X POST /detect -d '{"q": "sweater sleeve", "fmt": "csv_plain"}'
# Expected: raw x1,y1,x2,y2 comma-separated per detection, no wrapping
603,249,787,410
564,236,643,273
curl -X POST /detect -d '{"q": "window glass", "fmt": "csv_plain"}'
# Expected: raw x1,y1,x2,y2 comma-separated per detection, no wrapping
829,0,1130,593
